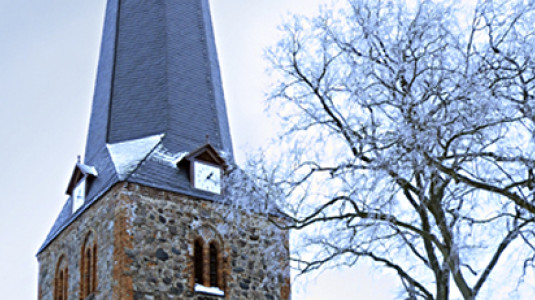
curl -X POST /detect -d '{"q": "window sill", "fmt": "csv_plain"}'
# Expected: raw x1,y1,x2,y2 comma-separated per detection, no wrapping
194,284,225,297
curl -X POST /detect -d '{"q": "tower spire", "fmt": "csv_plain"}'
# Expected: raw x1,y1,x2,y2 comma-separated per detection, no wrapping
84,0,234,195
40,0,234,252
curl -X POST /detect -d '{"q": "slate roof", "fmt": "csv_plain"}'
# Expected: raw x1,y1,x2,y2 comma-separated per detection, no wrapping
38,0,234,254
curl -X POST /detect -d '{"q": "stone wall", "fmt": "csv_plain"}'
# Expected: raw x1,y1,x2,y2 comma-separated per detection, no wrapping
37,183,290,300
123,183,291,300
37,184,124,300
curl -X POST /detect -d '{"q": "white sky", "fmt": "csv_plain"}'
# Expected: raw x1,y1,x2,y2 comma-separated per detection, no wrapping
0,0,402,298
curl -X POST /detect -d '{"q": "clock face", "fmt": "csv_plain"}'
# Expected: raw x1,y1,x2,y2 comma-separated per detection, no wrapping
193,161,222,194
72,179,86,213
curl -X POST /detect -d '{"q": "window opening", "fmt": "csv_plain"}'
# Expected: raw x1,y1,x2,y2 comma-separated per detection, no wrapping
194,240,204,285
209,243,218,287
80,232,97,299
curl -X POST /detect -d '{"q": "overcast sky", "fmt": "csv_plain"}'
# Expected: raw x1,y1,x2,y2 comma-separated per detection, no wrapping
0,0,398,298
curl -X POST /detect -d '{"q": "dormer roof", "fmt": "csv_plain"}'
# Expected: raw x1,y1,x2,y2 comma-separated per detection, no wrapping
66,162,98,195
181,143,227,168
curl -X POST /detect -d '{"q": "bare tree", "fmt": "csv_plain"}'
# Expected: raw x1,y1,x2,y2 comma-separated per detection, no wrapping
241,0,535,299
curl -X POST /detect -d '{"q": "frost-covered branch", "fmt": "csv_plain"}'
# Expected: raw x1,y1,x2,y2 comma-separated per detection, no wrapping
247,0,535,299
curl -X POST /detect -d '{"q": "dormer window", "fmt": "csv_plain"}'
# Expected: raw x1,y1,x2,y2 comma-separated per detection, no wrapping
66,159,98,214
177,143,227,195
72,178,86,213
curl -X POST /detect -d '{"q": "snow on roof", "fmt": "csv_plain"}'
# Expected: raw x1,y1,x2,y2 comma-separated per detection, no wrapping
147,144,188,167
194,284,225,297
77,162,98,177
106,134,165,180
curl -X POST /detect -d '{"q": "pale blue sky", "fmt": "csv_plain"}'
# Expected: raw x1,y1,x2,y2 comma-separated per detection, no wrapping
0,0,397,298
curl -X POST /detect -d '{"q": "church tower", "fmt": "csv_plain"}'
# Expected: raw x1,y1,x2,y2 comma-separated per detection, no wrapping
36,1,290,299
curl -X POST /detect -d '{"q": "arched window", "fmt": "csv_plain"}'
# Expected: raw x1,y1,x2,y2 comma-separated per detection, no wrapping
80,232,97,299
54,255,68,300
192,227,223,294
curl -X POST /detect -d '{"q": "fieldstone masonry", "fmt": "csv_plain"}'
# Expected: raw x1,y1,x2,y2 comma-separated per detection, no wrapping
38,185,122,300
37,183,291,300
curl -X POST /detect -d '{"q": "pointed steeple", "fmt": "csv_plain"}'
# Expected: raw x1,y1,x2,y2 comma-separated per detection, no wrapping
86,0,233,157
39,0,234,252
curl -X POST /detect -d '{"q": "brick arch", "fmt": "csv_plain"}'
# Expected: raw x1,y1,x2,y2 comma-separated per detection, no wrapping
198,225,222,244
80,230,97,299
54,254,69,300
